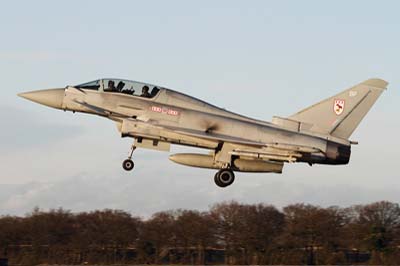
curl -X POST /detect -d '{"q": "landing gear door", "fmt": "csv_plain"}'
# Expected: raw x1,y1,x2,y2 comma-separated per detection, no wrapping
135,138,171,152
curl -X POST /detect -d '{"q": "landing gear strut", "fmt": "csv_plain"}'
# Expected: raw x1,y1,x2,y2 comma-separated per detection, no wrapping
122,144,136,171
214,168,235,188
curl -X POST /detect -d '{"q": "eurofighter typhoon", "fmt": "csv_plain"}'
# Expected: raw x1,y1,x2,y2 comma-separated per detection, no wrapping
19,78,387,187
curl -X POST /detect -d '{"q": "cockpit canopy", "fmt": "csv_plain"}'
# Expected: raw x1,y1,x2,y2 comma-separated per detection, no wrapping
73,78,266,125
75,79,161,98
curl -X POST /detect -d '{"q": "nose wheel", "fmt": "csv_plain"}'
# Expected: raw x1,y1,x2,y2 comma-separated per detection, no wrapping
122,144,136,171
122,159,134,171
214,168,235,187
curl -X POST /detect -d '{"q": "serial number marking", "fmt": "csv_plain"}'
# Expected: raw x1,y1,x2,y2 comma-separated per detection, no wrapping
151,106,180,116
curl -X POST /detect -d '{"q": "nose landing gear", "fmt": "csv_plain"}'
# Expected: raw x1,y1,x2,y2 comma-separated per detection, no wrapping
122,159,134,171
214,168,235,188
122,144,136,171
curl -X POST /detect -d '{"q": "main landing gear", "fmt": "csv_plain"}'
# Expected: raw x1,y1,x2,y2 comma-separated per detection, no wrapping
122,145,136,171
214,168,235,188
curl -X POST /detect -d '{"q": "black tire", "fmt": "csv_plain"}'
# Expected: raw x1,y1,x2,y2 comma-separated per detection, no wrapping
122,159,134,171
214,172,223,187
214,169,235,187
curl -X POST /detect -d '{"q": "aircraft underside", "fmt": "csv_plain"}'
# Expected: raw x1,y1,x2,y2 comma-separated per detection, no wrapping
119,131,351,188
120,136,283,188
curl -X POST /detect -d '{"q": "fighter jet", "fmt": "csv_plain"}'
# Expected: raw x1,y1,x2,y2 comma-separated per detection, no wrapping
18,78,387,187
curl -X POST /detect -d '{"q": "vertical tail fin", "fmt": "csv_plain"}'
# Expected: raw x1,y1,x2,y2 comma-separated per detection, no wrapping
289,78,388,139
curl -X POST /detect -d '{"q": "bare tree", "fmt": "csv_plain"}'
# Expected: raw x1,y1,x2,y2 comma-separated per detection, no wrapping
137,211,175,264
1,201,400,265
280,204,347,265
211,201,284,264
347,201,400,264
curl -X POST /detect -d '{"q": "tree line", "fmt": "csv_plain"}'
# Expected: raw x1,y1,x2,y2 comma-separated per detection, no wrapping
1,201,400,265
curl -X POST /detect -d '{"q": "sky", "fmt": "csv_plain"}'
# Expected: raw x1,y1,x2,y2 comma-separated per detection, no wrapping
0,1,399,216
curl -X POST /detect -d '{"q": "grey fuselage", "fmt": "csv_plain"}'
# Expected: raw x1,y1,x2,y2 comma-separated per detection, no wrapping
61,84,351,166
19,78,390,176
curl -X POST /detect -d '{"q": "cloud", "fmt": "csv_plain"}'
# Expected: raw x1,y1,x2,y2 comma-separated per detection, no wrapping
0,106,83,151
1,174,399,217
0,51,78,62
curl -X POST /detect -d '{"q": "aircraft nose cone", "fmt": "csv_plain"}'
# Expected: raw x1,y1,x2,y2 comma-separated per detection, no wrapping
18,88,65,109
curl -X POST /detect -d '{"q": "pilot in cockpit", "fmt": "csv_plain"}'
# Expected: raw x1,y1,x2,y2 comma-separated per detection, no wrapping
116,81,125,92
141,86,151,98
107,80,116,92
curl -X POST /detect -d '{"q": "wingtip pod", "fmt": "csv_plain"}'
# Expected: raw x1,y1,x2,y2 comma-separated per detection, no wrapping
362,78,388,90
